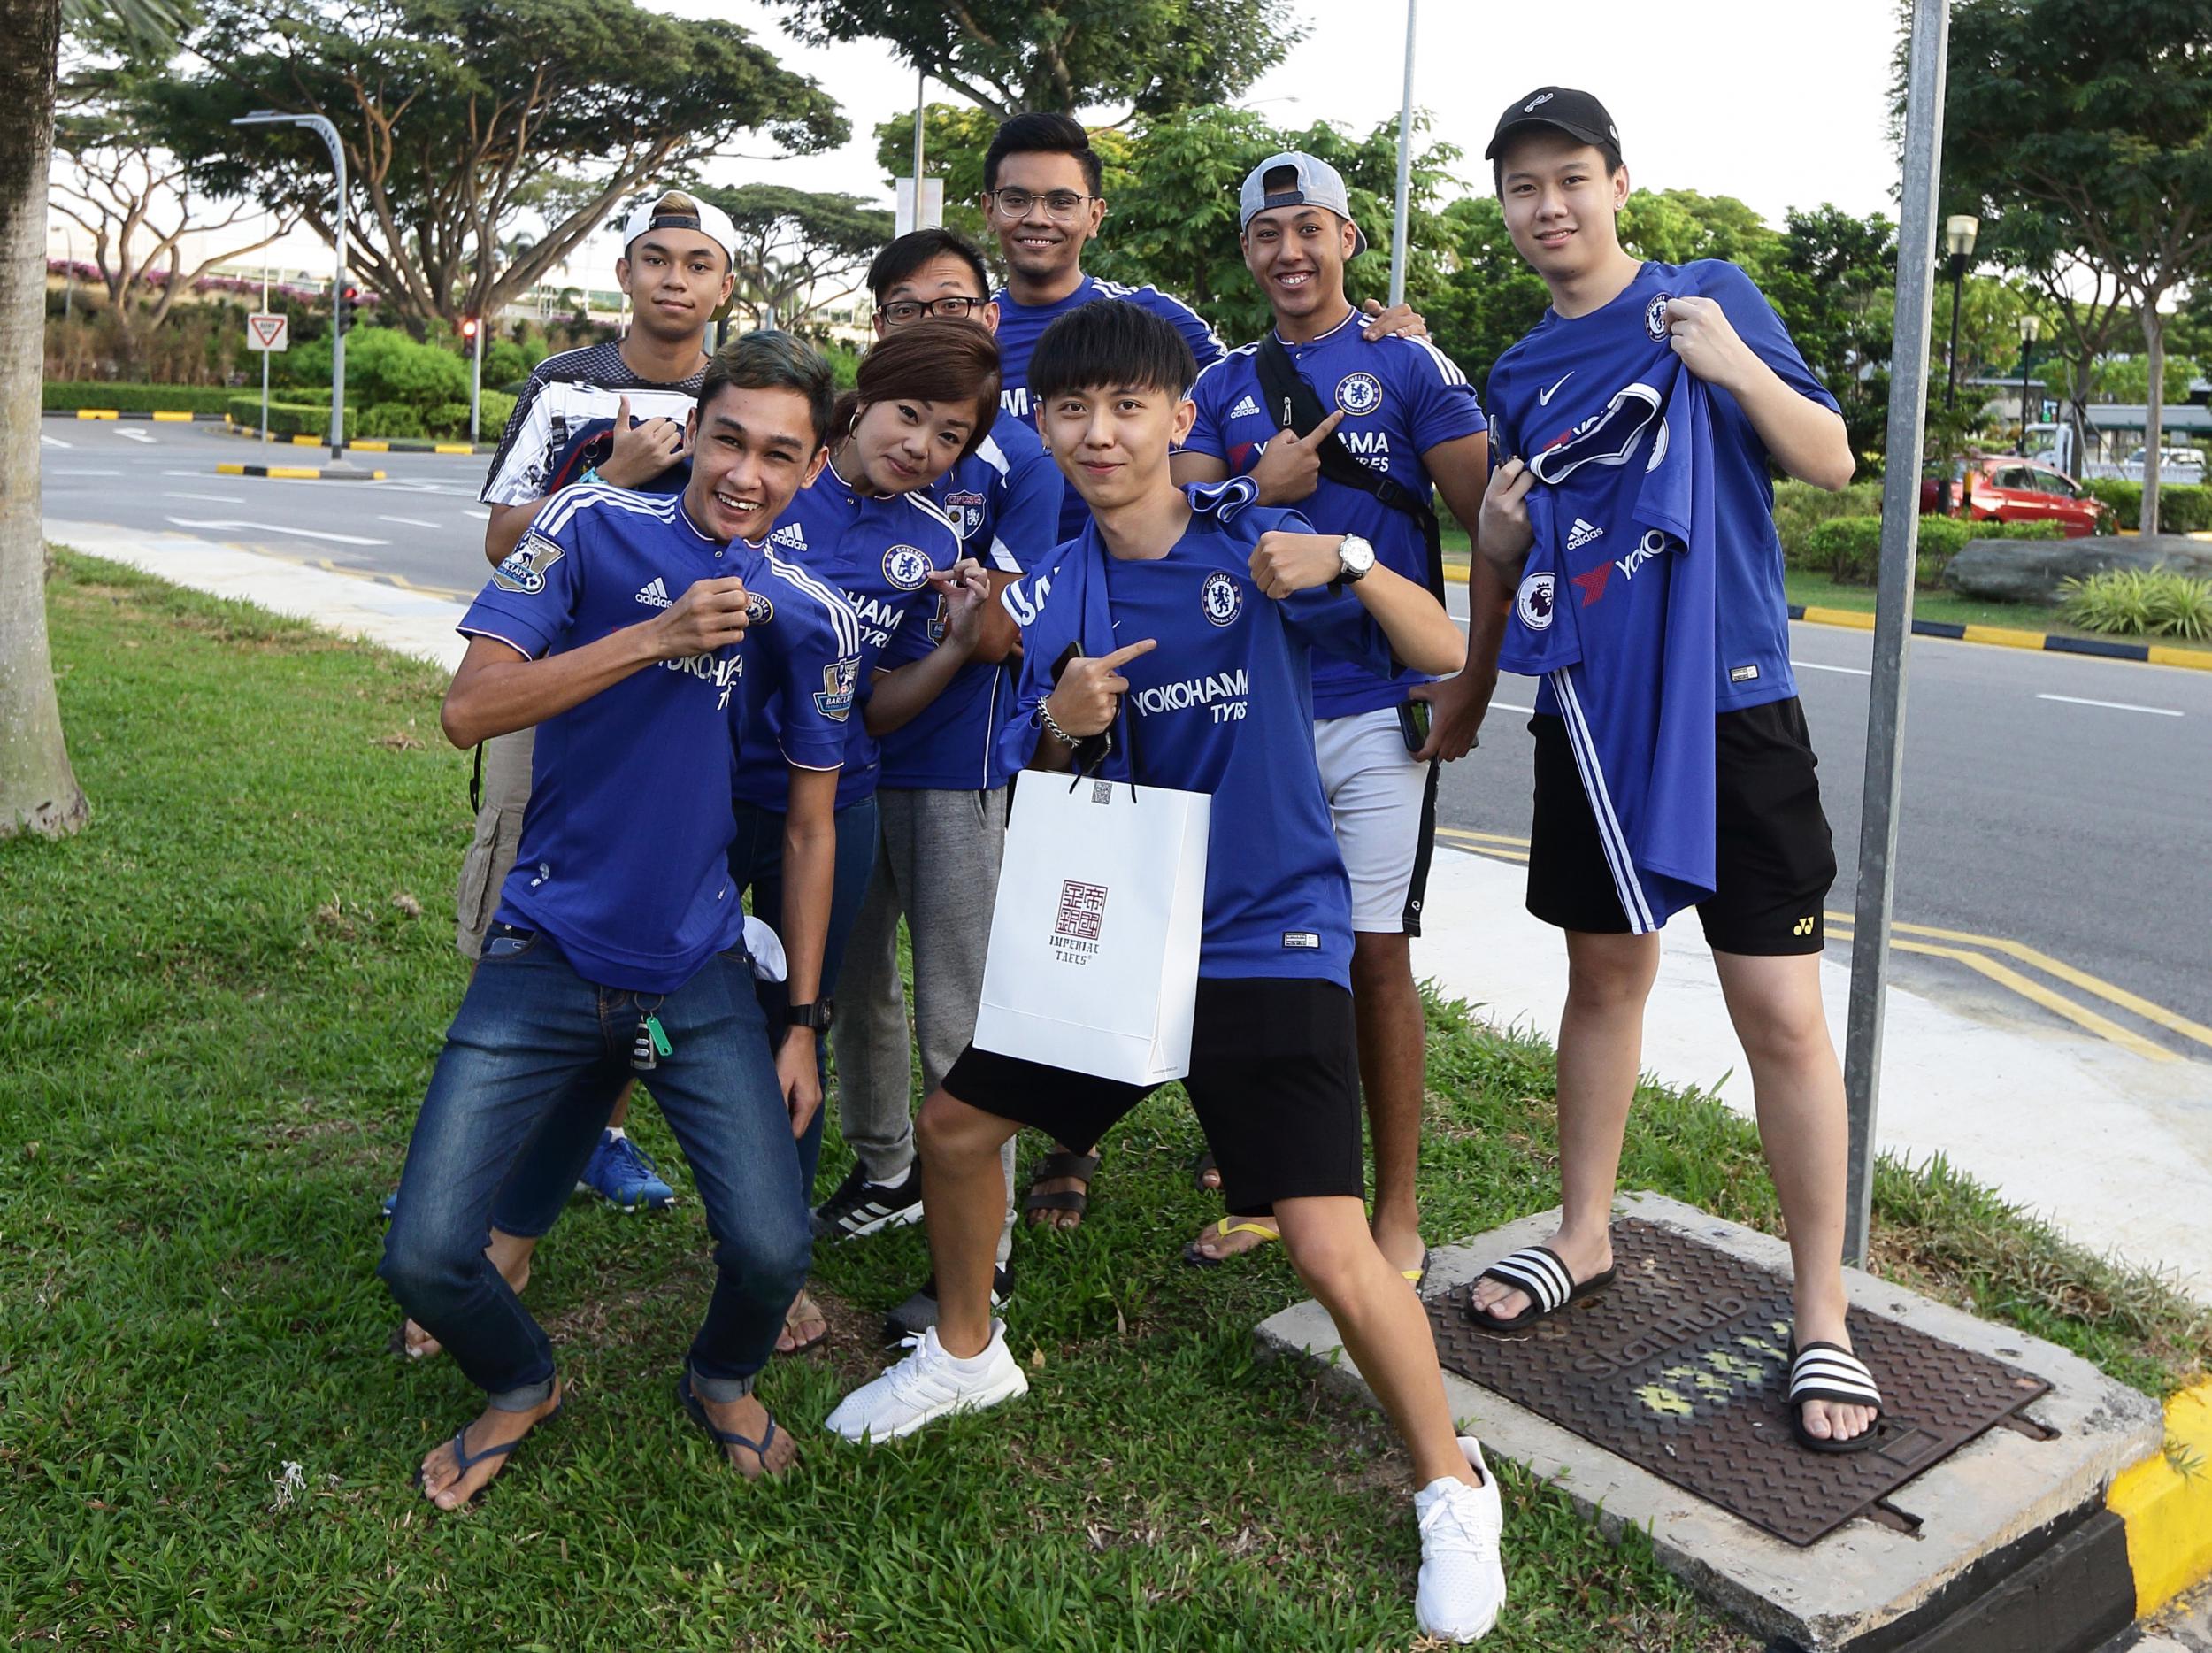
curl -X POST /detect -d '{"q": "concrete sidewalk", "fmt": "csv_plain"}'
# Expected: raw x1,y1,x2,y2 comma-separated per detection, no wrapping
47,516,2212,1303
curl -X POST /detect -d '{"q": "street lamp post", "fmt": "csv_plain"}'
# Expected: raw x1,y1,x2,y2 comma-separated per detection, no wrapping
1939,213,1978,514
1388,0,1417,308
231,110,351,465
2018,313,2039,456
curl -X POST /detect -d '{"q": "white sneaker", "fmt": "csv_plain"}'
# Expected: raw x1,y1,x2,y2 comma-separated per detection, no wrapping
823,1321,1028,1444
1415,1436,1506,1642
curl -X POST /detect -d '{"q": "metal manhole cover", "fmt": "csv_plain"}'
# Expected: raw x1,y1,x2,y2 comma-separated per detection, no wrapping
1429,1219,2051,1546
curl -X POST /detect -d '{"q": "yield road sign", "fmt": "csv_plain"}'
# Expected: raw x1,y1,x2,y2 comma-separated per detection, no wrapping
247,312,289,351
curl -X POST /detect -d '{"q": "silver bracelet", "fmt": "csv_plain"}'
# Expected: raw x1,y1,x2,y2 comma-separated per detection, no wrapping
1035,701,1080,749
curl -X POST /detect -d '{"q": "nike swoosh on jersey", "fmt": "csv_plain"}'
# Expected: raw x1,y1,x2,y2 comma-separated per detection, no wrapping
1539,371,1575,406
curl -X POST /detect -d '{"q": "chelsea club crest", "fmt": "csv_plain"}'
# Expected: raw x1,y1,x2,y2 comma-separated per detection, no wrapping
745,590,774,626
942,489,987,543
1201,570,1243,627
1334,371,1384,417
1645,293,1675,342
883,544,933,590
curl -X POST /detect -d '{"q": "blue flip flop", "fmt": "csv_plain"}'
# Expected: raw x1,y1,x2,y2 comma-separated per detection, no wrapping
415,1399,563,1505
676,1372,780,1473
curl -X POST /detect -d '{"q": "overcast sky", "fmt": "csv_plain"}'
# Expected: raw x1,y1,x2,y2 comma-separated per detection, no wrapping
677,0,1907,225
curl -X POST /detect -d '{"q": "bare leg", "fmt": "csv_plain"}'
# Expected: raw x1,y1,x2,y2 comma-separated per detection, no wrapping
1274,1196,1479,1489
1469,929,1658,1324
403,1227,539,1359
915,1090,1022,1357
607,1080,633,1130
1710,949,1873,1444
1353,931,1427,1273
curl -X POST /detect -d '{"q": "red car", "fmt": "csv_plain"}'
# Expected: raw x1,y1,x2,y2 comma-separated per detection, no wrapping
1920,457,2116,537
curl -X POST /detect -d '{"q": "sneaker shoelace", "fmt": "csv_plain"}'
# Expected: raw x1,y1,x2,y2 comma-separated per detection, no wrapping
1418,1480,1496,1565
603,1135,661,1183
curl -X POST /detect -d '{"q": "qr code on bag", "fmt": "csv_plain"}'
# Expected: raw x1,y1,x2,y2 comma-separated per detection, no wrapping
1055,880,1108,943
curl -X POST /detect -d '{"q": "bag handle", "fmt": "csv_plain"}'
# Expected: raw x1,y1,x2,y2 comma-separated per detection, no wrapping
1253,333,1448,604
1049,642,1146,797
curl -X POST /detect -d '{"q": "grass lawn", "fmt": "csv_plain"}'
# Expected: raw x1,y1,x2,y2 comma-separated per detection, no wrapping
5,551,2205,1651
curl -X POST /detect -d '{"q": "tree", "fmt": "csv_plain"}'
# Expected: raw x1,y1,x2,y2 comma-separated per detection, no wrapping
50,99,299,376
1076,108,1460,347
695,183,893,330
1761,205,1898,462
1976,209,2132,478
142,0,846,334
1423,196,1549,394
1618,188,1778,271
779,0,1303,121
1938,0,2212,531
872,102,1016,254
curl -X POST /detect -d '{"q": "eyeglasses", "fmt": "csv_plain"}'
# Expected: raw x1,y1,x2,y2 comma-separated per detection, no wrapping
875,296,987,325
985,188,1097,219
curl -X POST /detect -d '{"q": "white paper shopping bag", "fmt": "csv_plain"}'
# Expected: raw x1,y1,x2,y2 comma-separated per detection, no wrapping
972,772,1210,1085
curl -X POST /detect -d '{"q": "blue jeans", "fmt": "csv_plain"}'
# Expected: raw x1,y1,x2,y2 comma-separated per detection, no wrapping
487,795,880,1239
378,929,810,1408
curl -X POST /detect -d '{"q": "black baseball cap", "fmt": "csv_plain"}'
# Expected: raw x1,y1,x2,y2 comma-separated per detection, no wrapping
1485,87,1622,162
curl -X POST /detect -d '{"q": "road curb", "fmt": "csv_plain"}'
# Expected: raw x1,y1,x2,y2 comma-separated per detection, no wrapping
219,419,488,456
2108,1381,2212,1621
1786,604,2212,671
46,406,226,422
215,462,387,481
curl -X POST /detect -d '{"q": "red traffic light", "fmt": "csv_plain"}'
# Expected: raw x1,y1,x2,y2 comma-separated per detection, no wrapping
461,316,480,340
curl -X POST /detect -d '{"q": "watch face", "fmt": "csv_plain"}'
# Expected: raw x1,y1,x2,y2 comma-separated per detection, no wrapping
1341,537,1376,575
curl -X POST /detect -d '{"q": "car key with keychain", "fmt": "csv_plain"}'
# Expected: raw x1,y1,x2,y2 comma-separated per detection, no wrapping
632,1009,672,1071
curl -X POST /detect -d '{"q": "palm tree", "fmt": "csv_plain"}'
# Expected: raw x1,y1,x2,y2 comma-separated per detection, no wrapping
1,0,173,837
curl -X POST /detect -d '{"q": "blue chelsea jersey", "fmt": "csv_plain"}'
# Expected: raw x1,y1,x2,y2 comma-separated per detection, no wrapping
456,485,764,992
992,275,1226,542
1179,309,1487,719
877,408,1065,791
731,462,959,811
1487,259,1839,713
998,488,1397,988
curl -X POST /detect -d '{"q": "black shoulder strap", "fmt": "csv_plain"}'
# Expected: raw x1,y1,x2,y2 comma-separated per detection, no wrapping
1252,333,1448,603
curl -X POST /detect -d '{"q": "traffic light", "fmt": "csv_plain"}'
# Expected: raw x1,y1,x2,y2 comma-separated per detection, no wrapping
335,284,359,335
460,315,480,342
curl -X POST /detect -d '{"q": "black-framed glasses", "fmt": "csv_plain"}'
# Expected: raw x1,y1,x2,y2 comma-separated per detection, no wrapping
874,296,987,325
984,188,1097,219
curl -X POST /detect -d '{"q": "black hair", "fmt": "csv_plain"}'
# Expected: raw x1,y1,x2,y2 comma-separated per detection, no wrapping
832,318,1002,465
1027,299,1196,404
1492,135,1625,196
698,329,838,448
984,111,1102,196
866,228,992,306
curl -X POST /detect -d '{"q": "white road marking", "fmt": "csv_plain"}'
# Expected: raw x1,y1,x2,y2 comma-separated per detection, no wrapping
462,508,489,520
162,516,389,546
1800,660,1874,677
112,427,156,444
53,468,123,476
1492,701,1536,716
2036,693,2183,718
41,434,72,448
377,515,442,528
165,491,247,504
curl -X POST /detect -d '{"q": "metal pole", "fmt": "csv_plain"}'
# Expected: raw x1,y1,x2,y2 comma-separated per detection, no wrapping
319,118,349,462
2019,339,2032,454
1940,267,1963,511
260,219,271,444
471,319,483,444
1388,0,1417,307
1842,0,1951,1267
912,69,926,197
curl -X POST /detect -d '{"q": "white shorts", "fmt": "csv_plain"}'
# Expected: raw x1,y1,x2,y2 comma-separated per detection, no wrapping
1313,705,1440,936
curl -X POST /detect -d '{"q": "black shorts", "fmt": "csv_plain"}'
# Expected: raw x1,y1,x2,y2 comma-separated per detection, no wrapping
941,978,1363,1215
1525,696,1836,956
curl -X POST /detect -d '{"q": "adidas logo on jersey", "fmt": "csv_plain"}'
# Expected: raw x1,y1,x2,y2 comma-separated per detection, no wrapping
1228,393,1263,419
634,576,672,609
1566,518,1604,550
769,522,807,551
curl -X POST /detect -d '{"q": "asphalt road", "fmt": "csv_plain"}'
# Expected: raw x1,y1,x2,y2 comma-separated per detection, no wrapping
41,419,2212,1049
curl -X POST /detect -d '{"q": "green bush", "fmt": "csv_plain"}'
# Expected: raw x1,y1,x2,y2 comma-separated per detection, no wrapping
478,388,517,438
42,381,234,414
2080,480,2212,534
1801,515,2062,587
2059,567,2212,639
1773,479,1886,569
422,390,515,441
355,402,426,440
225,396,330,439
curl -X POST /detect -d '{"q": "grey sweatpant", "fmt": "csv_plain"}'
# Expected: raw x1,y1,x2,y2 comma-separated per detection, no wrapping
831,785,1017,1265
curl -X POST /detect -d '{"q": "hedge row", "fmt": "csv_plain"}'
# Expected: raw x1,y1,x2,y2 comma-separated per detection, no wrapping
2079,479,2212,534
1799,515,2064,586
226,397,331,439
224,392,517,442
43,381,236,414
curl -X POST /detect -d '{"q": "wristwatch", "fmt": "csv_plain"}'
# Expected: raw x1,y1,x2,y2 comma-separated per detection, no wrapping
785,999,834,1032
1334,534,1377,586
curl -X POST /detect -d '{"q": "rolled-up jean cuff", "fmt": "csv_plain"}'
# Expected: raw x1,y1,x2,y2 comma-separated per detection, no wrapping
686,1365,758,1405
488,1375,557,1413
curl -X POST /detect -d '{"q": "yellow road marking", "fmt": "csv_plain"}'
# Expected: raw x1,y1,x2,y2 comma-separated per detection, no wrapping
74,408,119,419
1799,604,1878,631
150,410,195,422
2148,645,2212,671
433,442,474,454
1959,622,2047,650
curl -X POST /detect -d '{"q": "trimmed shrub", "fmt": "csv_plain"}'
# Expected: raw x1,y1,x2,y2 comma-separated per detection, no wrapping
2084,477,2140,528
43,381,234,414
2059,567,2212,639
1801,515,2060,587
2081,480,2210,533
423,390,515,441
1773,479,1886,569
226,396,329,438
356,402,427,440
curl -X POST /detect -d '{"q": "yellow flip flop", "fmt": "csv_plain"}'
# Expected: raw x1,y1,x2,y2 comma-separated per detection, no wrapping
1181,1217,1279,1268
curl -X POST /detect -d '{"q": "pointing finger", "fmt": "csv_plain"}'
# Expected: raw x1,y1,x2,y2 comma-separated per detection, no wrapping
1099,638,1158,668
1311,408,1346,440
